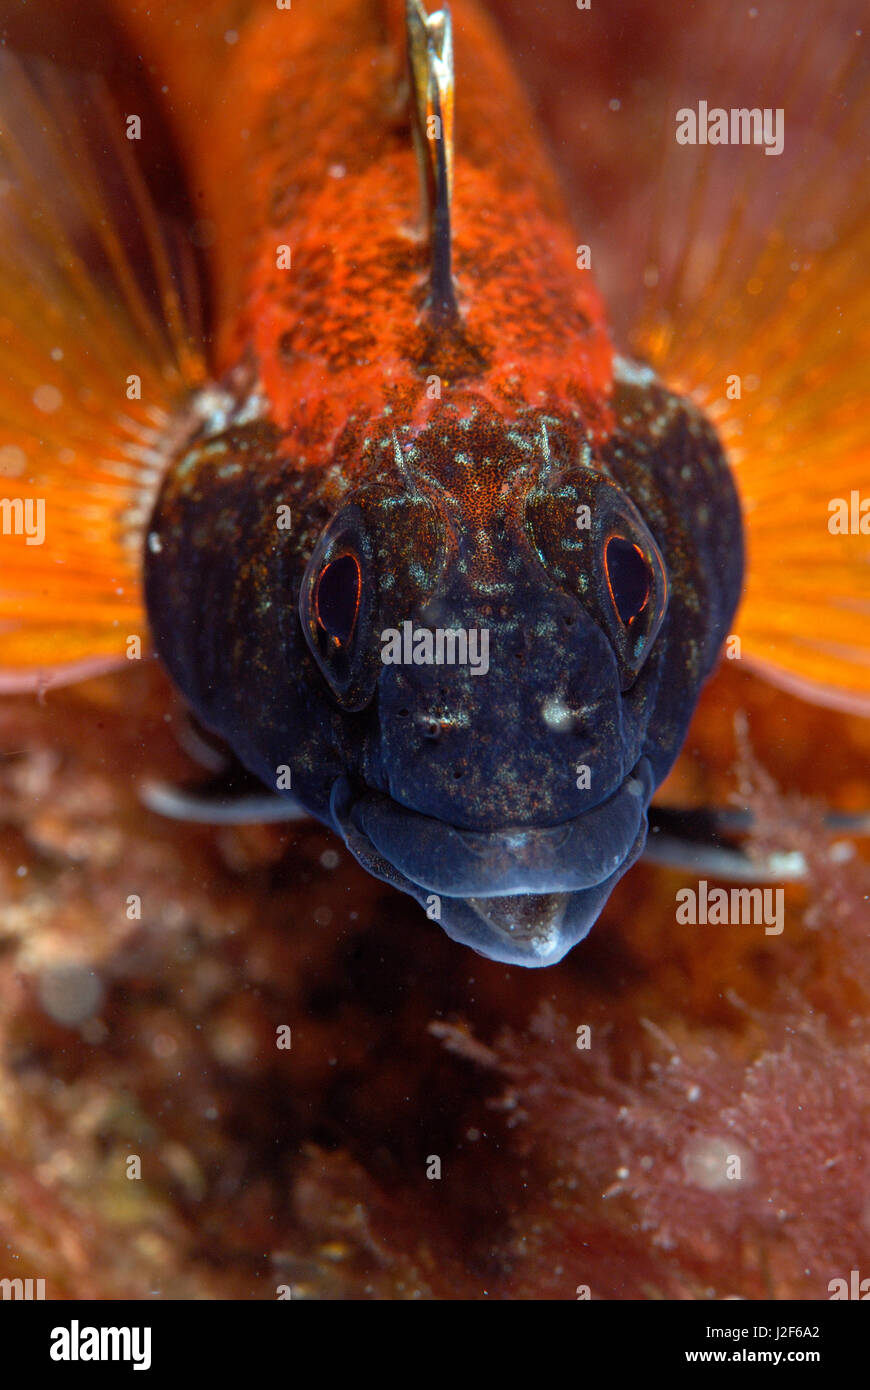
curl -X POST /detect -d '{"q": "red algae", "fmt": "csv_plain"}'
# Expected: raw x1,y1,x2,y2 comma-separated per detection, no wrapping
0,660,868,1299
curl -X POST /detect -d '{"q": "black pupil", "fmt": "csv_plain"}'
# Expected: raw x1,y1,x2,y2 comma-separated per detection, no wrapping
316,554,360,643
606,536,650,625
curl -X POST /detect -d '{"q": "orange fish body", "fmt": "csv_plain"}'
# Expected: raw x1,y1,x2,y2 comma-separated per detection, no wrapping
119,0,613,442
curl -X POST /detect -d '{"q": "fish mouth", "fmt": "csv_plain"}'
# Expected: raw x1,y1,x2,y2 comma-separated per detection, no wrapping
329,758,653,966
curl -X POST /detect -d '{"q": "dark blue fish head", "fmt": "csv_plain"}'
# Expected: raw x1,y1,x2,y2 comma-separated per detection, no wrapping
145,369,743,966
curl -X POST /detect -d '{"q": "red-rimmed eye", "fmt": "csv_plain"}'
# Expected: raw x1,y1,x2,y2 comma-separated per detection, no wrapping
315,553,361,644
605,536,651,626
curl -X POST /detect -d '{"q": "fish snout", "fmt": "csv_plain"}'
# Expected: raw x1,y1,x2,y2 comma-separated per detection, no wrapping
375,600,628,828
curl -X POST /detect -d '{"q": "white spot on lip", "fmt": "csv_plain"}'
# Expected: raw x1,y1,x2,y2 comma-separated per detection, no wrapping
466,893,569,958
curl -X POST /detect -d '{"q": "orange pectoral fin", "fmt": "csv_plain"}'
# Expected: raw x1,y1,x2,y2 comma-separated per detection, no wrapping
620,14,870,714
0,52,206,692
0,531,148,692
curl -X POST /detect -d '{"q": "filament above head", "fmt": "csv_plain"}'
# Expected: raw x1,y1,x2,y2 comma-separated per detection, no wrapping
406,0,457,326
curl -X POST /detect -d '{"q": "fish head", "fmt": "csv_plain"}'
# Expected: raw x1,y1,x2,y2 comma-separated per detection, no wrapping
294,379,742,966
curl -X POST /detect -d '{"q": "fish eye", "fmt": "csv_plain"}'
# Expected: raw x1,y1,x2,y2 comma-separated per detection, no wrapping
524,472,668,686
300,488,447,711
315,553,361,645
605,535,651,626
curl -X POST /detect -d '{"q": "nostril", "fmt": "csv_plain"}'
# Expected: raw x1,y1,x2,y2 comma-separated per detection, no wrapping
423,719,441,741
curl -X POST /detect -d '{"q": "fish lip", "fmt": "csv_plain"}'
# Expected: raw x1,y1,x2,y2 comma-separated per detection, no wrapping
330,758,653,898
440,881,629,967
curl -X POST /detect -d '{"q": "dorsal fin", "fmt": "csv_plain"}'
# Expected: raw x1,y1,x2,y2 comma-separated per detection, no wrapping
406,1,457,325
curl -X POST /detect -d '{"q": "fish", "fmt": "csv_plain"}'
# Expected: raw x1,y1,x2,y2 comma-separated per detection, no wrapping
0,0,868,966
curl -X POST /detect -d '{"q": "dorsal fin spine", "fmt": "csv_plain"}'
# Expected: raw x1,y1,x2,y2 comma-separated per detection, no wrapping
406,1,457,325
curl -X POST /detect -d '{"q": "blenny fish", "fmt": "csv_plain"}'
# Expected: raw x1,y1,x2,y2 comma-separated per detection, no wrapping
0,0,868,965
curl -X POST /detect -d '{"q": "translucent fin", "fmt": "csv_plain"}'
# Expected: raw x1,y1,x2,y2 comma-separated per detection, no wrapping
646,804,870,881
627,18,870,714
141,714,312,824
0,55,206,691
140,776,311,826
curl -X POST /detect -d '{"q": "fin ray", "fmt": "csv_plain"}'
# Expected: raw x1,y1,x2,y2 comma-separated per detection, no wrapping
0,53,206,691
624,16,870,712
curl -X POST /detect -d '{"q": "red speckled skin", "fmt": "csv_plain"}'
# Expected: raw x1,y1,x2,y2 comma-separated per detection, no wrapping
117,0,614,457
